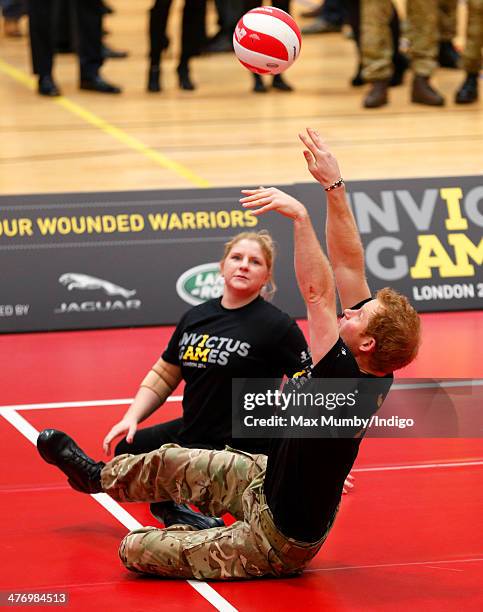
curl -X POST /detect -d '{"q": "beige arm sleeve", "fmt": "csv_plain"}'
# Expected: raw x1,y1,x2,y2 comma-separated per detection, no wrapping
140,358,182,402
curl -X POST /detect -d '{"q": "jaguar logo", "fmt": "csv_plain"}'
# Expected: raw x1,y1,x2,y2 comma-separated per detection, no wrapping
58,273,136,298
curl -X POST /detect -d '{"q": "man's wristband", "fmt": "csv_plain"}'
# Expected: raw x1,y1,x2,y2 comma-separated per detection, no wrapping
324,177,344,192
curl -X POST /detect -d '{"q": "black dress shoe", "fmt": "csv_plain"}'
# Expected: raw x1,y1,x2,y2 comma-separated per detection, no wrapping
101,1,114,14
147,65,161,92
38,75,61,97
389,53,409,87
351,63,365,87
272,74,293,92
101,45,129,60
438,40,460,69
253,74,267,93
37,429,105,494
80,75,122,94
150,501,225,530
177,63,195,91
455,73,478,104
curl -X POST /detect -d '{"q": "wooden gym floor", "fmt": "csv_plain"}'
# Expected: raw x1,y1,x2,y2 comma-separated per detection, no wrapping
0,0,481,196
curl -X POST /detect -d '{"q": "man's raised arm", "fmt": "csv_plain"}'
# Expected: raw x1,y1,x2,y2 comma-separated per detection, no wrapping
240,187,338,364
299,128,371,310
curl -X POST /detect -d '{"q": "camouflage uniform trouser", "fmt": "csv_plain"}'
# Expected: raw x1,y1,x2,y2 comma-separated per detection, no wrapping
463,0,483,73
361,0,439,80
101,445,333,580
361,0,394,81
407,0,440,75
439,0,457,43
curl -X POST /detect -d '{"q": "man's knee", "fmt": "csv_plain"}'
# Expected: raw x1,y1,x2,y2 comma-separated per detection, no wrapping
119,527,194,578
119,528,149,571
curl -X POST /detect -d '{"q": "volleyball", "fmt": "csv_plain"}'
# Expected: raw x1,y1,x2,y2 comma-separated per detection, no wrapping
233,7,302,75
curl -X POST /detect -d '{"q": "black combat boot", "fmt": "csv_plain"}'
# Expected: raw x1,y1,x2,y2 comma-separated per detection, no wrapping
351,63,364,87
38,75,61,97
272,73,293,92
411,75,445,106
151,501,225,530
438,41,460,69
363,80,390,108
455,73,478,104
390,53,409,86
37,429,105,494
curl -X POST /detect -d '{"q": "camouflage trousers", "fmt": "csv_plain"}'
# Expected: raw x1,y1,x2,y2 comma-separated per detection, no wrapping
362,0,439,80
463,0,483,73
438,0,457,43
407,0,440,75
361,0,395,81
101,444,331,580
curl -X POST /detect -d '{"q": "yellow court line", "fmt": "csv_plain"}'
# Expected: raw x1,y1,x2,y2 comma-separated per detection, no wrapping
0,58,211,188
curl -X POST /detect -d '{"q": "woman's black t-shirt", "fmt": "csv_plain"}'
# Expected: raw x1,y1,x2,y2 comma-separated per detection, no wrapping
162,296,311,452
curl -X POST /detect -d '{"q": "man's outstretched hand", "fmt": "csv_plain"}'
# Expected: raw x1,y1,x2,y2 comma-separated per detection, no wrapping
299,128,342,188
240,186,307,220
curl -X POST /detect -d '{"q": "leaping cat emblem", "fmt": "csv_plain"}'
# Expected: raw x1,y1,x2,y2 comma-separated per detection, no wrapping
59,273,136,298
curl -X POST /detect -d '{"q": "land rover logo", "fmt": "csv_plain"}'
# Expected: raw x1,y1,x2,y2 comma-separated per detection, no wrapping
176,263,224,306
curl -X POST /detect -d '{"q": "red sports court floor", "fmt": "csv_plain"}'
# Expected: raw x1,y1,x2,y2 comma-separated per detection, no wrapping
1,310,482,611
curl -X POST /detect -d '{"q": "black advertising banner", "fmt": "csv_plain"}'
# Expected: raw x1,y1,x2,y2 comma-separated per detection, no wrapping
0,187,305,332
0,175,481,333
294,175,483,313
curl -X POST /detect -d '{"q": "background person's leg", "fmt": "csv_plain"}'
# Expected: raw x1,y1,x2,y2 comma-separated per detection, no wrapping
360,0,393,107
407,0,438,78
407,0,444,105
28,0,56,77
147,0,172,91
462,0,483,75
148,0,172,66
456,0,482,103
361,0,393,83
74,0,103,81
177,0,207,90
438,0,460,67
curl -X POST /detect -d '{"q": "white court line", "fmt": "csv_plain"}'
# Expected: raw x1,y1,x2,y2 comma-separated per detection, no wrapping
0,397,182,411
306,557,483,574
1,401,482,476
392,379,483,390
0,408,238,612
1,406,482,605
2,379,482,413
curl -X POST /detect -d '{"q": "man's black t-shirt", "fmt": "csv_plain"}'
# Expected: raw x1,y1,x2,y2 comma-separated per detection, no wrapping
264,300,393,543
162,296,311,452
